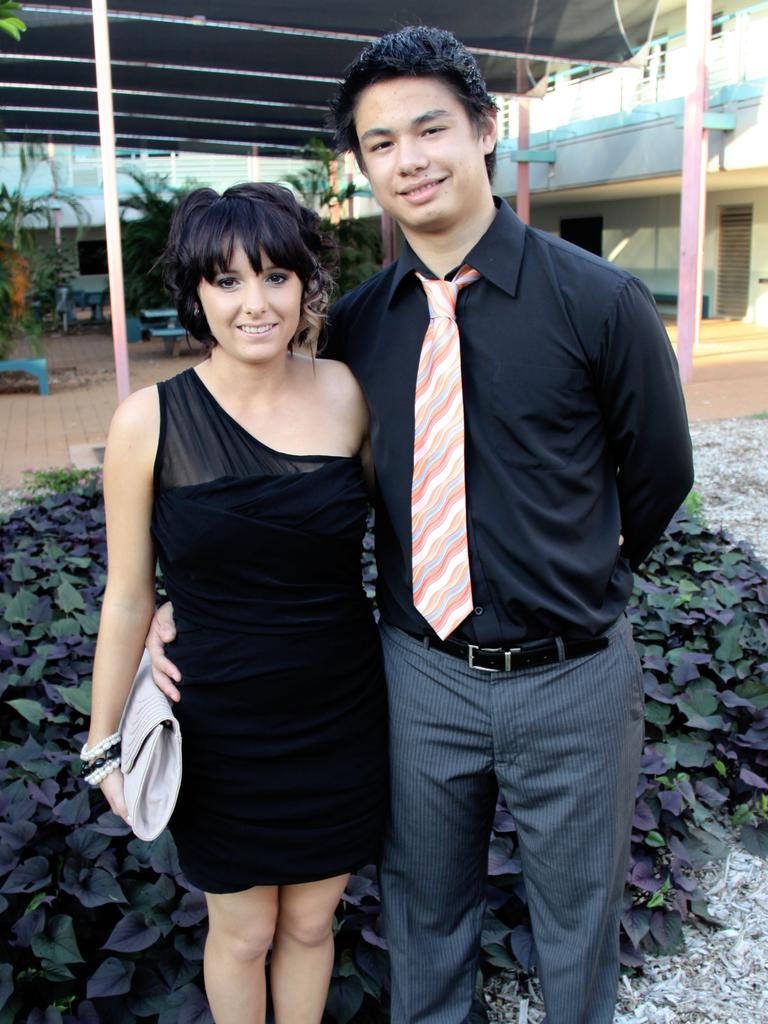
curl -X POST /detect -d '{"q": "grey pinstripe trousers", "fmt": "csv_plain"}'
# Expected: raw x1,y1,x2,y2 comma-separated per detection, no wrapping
378,614,644,1024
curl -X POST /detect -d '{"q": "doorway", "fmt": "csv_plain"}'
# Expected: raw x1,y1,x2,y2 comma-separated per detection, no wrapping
560,216,603,257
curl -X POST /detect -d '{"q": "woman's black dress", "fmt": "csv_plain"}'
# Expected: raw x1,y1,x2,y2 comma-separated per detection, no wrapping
150,368,387,893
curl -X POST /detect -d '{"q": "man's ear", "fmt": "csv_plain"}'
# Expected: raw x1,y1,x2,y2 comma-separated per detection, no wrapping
481,109,498,154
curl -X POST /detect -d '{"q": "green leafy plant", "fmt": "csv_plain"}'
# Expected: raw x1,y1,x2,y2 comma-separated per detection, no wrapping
120,172,196,312
21,467,103,500
0,145,88,355
283,138,358,215
0,239,36,360
1,484,766,1021
0,145,88,254
0,1,25,41
683,488,705,524
27,241,81,323
330,218,384,297
284,140,382,295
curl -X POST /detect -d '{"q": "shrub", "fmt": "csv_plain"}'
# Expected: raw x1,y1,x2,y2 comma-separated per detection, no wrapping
282,139,383,297
120,173,192,314
20,469,103,501
0,241,33,362
1,484,766,1022
480,510,768,982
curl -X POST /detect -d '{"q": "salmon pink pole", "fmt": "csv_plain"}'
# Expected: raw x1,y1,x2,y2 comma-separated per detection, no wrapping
676,0,712,384
92,0,130,402
516,62,530,225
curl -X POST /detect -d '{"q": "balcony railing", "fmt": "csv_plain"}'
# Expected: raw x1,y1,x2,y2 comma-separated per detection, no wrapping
497,1,768,140
0,147,310,198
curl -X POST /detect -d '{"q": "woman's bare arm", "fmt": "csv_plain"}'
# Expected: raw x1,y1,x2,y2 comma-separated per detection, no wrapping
86,387,159,817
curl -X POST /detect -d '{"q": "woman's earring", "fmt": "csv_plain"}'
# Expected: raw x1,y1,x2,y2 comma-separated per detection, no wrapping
193,302,200,315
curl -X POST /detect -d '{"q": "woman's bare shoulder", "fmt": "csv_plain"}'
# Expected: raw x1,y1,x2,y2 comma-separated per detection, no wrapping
305,355,364,403
106,385,160,454
292,355,368,450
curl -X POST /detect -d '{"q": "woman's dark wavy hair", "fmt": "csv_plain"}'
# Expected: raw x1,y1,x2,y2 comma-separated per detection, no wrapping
330,25,498,180
160,182,334,354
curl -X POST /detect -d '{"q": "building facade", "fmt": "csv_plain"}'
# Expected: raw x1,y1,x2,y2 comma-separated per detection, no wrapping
3,0,766,327
492,0,768,326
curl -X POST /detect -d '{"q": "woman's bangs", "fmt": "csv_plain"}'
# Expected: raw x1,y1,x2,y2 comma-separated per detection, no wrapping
246,206,311,279
193,195,310,282
193,202,253,281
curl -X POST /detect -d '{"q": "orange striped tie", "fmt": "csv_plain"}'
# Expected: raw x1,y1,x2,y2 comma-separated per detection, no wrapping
412,265,480,640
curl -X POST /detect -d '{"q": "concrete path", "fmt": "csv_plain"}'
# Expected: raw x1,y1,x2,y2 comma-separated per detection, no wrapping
668,321,768,421
1,321,766,490
1,332,203,488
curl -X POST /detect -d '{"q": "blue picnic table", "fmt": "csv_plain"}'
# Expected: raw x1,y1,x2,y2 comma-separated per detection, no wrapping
139,308,195,356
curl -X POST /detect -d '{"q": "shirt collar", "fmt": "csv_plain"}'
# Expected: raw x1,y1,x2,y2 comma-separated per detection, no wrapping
386,197,526,307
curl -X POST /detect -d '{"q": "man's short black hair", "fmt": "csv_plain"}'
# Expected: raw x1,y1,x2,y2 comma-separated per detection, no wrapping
331,25,498,181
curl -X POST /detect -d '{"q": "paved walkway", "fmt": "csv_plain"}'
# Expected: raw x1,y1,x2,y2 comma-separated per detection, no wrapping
1,321,766,489
0,332,203,488
667,320,768,421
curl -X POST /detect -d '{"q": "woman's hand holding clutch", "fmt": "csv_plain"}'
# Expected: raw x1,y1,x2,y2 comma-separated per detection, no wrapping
100,768,130,826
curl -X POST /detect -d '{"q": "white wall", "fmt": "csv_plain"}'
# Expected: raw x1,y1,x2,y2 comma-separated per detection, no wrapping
529,184,768,323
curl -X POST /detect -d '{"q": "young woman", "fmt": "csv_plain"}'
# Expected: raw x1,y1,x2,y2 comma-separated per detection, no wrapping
83,183,387,1024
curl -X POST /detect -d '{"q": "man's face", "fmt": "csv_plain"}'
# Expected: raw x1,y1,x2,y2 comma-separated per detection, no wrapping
353,76,497,240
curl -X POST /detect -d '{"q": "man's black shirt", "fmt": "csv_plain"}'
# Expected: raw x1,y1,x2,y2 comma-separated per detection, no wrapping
326,199,693,644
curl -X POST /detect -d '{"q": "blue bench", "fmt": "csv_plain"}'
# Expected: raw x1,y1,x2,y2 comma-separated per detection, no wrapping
138,308,195,357
148,325,190,357
653,293,711,318
0,358,49,395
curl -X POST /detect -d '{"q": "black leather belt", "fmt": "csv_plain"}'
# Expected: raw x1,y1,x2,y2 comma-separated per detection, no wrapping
405,629,609,672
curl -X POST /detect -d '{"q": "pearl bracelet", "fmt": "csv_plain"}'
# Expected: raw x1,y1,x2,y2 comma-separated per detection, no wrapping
81,731,122,762
84,756,121,786
78,742,121,780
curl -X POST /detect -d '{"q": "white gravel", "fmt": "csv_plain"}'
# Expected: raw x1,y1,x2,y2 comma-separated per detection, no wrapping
614,849,768,1023
689,417,768,567
0,487,30,516
486,848,768,1023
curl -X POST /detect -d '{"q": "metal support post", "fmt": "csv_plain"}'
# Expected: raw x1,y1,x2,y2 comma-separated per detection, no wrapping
92,0,131,403
516,63,531,225
676,0,711,384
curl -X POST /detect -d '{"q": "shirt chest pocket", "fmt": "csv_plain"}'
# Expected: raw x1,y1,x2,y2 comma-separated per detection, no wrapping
491,363,595,470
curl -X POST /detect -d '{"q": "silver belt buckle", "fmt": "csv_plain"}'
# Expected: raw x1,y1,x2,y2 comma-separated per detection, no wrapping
467,644,522,672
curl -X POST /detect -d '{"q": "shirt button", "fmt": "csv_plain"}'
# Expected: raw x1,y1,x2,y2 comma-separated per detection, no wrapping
474,606,484,616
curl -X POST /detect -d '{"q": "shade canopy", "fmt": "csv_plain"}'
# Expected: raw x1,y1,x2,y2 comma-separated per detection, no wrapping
2,1,660,154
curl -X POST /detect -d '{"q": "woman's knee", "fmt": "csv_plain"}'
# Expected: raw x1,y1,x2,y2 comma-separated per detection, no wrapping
206,891,279,963
276,906,335,948
208,917,276,962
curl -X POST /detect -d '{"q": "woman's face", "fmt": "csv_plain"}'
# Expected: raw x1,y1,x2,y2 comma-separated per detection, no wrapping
197,241,303,365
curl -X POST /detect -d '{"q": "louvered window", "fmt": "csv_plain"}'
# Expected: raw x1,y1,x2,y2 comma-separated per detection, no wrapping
716,205,752,318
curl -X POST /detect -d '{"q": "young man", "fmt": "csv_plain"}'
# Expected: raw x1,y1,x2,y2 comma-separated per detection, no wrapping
149,26,693,1024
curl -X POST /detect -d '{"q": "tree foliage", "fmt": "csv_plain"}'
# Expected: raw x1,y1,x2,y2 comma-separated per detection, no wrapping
0,2,25,42
0,145,87,253
0,144,87,353
284,140,383,296
119,172,193,313
0,241,32,360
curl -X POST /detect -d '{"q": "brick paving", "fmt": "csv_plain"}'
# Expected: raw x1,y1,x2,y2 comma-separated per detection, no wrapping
0,331,203,488
0,321,766,490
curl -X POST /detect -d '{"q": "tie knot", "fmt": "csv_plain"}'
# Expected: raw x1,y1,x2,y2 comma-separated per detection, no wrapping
417,264,480,320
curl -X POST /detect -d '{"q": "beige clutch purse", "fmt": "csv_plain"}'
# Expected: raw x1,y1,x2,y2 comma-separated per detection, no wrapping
119,651,182,842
